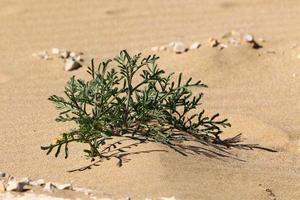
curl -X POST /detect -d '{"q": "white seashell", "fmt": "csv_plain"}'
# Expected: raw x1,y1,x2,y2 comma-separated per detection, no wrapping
189,42,201,50
243,34,254,43
173,42,187,53
51,48,60,55
44,182,56,192
64,58,82,71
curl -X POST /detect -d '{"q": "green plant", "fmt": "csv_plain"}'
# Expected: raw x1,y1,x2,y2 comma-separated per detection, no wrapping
41,50,232,159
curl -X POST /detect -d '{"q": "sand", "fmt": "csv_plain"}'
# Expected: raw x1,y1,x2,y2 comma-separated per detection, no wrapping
0,0,300,199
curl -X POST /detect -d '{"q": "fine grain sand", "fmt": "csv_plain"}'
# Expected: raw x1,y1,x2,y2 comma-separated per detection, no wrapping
0,0,300,199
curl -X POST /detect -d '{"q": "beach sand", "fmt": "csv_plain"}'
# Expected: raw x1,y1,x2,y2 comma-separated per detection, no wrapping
0,0,300,199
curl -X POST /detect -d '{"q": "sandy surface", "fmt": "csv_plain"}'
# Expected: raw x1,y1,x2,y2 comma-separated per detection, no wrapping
0,0,300,199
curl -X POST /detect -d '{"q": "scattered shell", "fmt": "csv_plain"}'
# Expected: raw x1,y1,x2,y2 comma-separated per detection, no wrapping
159,46,167,51
208,37,219,47
0,172,5,177
0,181,5,193
151,46,159,52
6,179,27,192
51,48,60,55
53,183,72,190
64,58,82,71
44,182,56,192
173,42,187,53
189,42,201,50
243,34,254,43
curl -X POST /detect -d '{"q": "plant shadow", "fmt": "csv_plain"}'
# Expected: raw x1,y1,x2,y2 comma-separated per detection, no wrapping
67,133,276,172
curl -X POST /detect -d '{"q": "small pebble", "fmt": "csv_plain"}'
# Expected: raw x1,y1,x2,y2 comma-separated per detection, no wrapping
29,179,45,187
51,48,60,55
151,46,159,52
189,42,201,50
243,34,254,43
60,50,70,59
75,55,84,62
208,37,219,47
218,44,228,50
173,41,187,53
118,197,130,200
159,46,167,51
0,181,5,193
159,197,177,200
70,52,76,58
168,42,175,48
64,58,82,71
72,187,93,196
0,172,5,177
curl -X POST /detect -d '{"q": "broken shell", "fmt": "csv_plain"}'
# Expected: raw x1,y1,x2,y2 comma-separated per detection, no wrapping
64,58,82,71
51,48,60,55
173,42,187,53
189,42,201,50
243,34,254,43
208,37,219,47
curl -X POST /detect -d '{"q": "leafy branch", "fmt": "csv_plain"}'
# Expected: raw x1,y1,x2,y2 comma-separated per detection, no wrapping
41,50,233,159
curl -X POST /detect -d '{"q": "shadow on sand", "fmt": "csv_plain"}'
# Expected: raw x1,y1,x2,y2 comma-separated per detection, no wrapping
67,133,276,172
